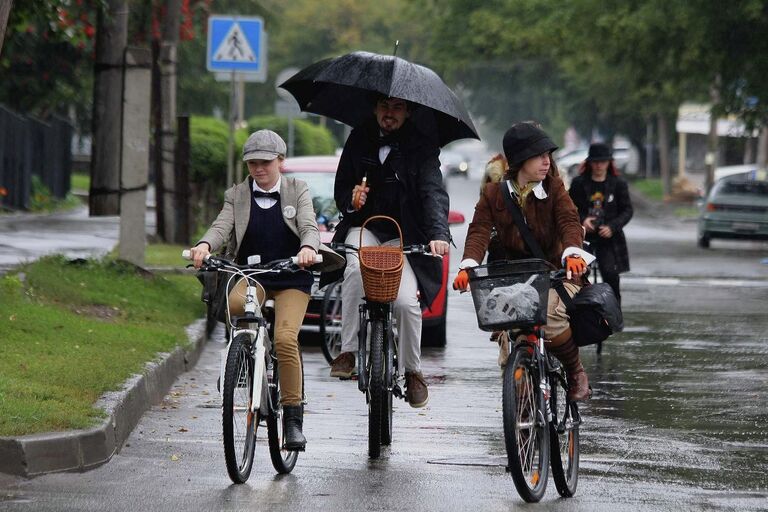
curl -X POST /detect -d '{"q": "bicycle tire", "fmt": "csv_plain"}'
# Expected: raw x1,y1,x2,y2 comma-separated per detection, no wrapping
368,319,385,458
381,323,394,446
267,354,300,474
320,279,344,364
503,345,550,502
222,333,257,484
549,363,579,497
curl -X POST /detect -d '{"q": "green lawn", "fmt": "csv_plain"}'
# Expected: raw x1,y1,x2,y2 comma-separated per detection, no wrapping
631,178,663,201
0,253,204,436
71,172,90,191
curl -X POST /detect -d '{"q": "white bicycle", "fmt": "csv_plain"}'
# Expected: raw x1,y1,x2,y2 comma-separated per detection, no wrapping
182,251,321,482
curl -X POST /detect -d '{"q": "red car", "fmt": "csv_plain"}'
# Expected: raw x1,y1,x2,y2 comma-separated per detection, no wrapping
281,155,464,353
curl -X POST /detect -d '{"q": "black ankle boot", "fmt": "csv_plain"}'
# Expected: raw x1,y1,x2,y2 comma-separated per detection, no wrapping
283,405,306,451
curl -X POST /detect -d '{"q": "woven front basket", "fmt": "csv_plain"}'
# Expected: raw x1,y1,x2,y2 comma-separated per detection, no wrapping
359,215,404,303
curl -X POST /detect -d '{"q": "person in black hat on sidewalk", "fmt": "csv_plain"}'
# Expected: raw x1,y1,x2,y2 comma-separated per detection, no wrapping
568,143,633,305
452,122,593,401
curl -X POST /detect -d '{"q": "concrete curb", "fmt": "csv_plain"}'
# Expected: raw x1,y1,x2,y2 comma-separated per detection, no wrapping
0,320,208,477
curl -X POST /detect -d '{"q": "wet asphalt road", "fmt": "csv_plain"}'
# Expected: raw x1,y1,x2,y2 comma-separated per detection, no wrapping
1,173,767,510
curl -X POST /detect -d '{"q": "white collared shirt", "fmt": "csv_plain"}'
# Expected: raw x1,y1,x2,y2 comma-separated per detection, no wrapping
252,176,281,209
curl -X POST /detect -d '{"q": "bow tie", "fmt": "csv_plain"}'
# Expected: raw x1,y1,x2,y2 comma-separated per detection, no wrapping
253,190,279,200
377,134,400,148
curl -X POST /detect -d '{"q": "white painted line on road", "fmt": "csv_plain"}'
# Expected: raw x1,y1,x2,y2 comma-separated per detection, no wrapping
623,277,768,288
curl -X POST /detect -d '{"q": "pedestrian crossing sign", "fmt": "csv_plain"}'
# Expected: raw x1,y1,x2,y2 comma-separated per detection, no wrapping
207,15,267,82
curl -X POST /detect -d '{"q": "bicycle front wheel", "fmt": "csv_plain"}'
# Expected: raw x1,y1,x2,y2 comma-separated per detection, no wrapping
381,322,394,446
367,319,385,458
320,279,343,364
267,357,300,474
503,345,550,502
549,363,580,497
222,333,257,484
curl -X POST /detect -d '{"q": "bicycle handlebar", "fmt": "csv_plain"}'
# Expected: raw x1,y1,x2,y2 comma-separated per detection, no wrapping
182,250,322,267
181,251,322,272
328,242,441,258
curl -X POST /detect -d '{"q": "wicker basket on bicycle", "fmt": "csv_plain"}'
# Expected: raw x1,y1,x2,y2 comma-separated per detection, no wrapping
468,259,551,331
358,215,404,303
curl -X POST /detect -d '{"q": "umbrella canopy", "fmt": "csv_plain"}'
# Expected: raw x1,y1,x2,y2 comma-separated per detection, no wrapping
279,51,479,147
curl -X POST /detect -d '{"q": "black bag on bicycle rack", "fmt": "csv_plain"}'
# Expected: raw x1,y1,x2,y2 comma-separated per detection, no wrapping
559,282,623,347
197,270,230,324
501,181,623,346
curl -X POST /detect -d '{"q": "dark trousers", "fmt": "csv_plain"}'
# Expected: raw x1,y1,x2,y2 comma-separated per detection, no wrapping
594,242,622,304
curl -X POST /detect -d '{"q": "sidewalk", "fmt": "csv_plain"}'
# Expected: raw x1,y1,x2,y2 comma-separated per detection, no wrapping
0,205,203,477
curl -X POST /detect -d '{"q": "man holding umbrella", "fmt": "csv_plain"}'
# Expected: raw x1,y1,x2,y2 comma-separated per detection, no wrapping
279,51,479,407
327,94,450,408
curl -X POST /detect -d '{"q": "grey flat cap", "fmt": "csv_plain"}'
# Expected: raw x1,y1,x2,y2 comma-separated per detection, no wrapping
242,129,287,161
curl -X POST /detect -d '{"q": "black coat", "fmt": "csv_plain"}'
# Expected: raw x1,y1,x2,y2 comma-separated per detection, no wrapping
569,173,633,274
321,119,450,307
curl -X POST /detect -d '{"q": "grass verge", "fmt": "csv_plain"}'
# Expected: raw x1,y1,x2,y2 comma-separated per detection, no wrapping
0,254,204,437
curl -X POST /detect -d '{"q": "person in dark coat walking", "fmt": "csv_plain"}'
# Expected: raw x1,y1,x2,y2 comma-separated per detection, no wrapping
326,95,450,408
568,142,633,303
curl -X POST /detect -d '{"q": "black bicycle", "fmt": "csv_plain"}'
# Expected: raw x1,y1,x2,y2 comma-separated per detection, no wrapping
331,216,438,458
183,251,318,482
467,259,581,502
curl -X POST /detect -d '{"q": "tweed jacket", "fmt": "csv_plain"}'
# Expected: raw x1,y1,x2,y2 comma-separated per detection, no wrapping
199,176,342,271
462,175,583,269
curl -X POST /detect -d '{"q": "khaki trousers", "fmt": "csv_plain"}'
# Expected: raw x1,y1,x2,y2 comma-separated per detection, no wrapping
229,280,309,405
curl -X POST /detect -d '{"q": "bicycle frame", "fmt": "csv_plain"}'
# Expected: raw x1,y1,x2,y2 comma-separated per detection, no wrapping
216,270,274,417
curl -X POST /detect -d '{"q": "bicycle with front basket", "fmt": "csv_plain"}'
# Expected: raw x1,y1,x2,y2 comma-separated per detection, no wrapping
183,251,320,482
331,215,439,458
467,258,581,502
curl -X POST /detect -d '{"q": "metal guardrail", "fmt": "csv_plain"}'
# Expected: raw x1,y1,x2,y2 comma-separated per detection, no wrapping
0,105,73,210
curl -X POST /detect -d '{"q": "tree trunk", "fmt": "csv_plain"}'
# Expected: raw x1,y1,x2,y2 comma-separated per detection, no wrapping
156,0,182,241
657,114,671,199
705,75,721,192
89,0,128,215
0,0,12,57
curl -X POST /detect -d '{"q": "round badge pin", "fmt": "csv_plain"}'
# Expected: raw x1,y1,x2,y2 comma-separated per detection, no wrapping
283,205,296,219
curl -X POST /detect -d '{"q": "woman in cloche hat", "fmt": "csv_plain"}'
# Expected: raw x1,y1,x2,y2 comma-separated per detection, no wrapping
452,122,592,401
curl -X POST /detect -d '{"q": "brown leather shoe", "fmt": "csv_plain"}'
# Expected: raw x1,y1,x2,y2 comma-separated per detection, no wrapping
405,371,429,408
567,369,590,402
329,351,356,378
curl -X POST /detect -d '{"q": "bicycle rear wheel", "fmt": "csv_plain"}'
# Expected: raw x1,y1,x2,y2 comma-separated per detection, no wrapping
320,279,343,364
549,362,580,497
503,345,549,502
267,357,300,474
222,334,257,484
367,319,385,458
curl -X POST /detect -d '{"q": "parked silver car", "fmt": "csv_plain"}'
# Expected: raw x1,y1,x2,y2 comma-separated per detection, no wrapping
697,170,768,248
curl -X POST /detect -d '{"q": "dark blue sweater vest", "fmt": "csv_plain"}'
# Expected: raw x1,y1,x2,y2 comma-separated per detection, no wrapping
236,197,312,293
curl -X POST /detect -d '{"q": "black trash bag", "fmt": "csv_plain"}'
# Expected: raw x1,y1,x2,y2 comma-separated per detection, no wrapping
567,283,623,347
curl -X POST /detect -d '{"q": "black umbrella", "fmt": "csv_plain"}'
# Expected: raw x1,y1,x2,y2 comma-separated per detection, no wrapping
279,51,479,147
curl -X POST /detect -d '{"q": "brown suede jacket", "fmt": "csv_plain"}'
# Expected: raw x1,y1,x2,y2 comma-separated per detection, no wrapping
462,175,583,268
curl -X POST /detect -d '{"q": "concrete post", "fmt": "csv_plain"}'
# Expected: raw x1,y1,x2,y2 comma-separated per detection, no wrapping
677,131,686,176
157,0,181,241
118,48,152,266
90,0,128,215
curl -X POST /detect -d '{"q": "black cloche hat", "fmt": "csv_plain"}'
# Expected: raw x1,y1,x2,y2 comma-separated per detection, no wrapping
503,123,559,167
